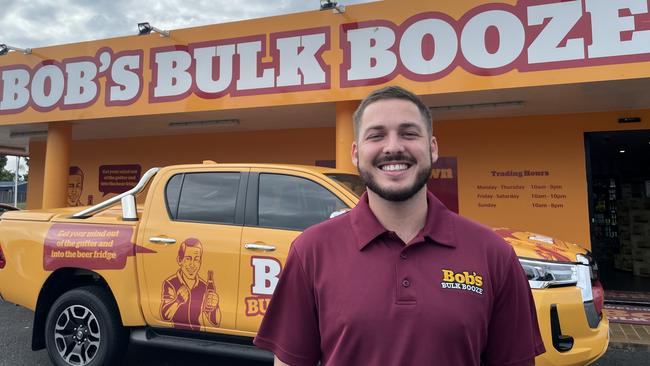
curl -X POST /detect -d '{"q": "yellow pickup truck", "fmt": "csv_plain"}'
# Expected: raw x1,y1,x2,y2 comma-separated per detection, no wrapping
0,162,608,366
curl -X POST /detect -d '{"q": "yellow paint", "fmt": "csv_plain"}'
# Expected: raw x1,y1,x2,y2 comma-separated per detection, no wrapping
436,108,650,248
41,123,70,209
26,127,335,209
25,108,650,246
26,139,46,209
335,100,358,173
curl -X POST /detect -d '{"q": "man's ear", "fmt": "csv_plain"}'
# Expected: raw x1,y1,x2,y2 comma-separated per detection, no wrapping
431,136,439,164
351,141,359,168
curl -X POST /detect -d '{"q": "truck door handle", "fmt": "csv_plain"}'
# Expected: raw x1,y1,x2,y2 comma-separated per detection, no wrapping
149,237,177,244
244,243,276,252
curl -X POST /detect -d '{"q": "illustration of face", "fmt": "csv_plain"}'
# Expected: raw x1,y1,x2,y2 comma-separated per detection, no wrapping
67,174,83,206
178,246,202,280
352,98,438,202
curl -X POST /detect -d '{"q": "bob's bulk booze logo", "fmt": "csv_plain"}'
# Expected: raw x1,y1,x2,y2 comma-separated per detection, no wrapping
441,269,485,295
0,48,144,114
245,256,281,317
1,0,650,114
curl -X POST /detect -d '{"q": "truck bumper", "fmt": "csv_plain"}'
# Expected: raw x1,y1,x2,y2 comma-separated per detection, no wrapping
533,287,609,366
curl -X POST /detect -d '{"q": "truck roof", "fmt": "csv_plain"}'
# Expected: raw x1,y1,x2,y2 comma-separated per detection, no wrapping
158,162,351,175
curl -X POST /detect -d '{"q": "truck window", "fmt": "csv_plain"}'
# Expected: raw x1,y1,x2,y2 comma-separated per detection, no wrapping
169,172,241,224
325,173,366,198
258,174,347,231
165,173,183,219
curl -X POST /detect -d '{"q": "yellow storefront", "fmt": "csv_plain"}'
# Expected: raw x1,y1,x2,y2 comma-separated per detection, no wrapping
2,0,650,296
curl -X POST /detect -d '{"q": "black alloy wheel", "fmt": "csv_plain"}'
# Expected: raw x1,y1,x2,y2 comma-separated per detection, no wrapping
45,286,128,366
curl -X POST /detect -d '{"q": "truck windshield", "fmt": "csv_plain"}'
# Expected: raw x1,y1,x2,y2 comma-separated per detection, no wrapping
325,173,366,198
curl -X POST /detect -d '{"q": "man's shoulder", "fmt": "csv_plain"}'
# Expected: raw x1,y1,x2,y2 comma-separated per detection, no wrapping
291,211,353,253
449,212,513,254
164,273,180,285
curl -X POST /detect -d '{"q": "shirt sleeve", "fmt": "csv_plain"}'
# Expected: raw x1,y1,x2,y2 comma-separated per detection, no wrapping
482,248,546,366
253,243,321,366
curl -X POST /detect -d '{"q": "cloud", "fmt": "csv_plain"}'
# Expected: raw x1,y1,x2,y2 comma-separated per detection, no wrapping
1,0,375,48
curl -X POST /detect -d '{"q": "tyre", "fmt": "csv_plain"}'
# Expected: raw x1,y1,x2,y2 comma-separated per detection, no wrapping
45,286,128,366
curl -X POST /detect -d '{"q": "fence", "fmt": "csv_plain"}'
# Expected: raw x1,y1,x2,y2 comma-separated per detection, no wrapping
0,191,27,205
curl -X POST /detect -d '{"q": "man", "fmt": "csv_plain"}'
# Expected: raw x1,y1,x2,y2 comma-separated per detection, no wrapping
67,166,84,207
254,86,545,365
160,237,221,331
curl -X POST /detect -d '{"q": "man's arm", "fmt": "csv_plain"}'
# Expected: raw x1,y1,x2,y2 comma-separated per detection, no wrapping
482,248,545,365
253,245,322,365
274,356,290,366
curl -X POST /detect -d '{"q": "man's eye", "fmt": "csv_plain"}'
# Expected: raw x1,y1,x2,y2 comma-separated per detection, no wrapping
366,134,382,140
403,132,419,138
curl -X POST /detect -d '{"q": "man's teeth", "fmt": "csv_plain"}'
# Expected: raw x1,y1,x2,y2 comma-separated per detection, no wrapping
381,164,408,171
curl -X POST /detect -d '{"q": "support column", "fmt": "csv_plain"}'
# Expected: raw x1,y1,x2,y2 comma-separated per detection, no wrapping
335,100,358,173
41,122,71,209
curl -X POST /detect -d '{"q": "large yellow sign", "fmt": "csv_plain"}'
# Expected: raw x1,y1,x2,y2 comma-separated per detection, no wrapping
1,0,650,124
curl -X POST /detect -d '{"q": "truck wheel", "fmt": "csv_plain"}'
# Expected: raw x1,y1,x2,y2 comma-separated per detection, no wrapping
45,286,128,366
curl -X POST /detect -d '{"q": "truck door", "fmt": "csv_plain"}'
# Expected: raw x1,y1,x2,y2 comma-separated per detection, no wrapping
237,169,349,332
137,168,248,332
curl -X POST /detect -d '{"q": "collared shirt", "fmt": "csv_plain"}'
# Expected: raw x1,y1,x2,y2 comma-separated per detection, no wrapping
254,191,545,366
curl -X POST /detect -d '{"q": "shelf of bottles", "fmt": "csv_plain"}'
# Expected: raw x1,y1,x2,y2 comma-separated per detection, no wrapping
591,178,619,265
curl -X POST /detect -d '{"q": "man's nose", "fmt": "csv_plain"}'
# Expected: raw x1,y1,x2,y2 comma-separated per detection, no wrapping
382,132,405,154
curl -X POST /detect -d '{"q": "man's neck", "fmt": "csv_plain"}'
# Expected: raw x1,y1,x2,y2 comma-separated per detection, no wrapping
180,272,197,289
367,188,428,244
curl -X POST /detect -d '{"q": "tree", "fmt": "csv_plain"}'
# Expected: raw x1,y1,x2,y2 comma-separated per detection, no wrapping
21,156,29,181
0,155,15,181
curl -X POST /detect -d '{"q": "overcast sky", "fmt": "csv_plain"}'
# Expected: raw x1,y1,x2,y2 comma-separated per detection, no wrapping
1,0,375,49
0,0,375,173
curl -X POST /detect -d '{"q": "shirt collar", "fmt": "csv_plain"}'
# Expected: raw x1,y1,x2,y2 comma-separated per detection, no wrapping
349,190,457,251
177,269,199,289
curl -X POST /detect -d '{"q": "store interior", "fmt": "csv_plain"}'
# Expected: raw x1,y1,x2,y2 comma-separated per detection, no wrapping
586,129,650,302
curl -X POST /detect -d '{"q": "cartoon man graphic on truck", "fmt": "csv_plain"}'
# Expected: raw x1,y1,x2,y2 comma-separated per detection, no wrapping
160,237,221,331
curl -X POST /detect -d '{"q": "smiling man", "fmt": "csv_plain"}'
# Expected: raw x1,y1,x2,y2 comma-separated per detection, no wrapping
254,86,545,366
160,238,221,331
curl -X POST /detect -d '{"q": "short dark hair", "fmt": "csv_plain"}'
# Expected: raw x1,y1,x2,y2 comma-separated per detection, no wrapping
69,166,84,180
353,86,432,140
178,237,203,262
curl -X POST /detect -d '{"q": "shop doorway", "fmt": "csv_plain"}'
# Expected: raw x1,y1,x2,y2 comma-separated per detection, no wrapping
585,130,650,304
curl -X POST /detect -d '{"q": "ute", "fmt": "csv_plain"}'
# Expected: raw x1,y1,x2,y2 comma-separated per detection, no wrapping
0,162,607,365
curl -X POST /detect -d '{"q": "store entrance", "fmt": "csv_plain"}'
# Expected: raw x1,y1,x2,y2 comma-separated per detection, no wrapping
585,130,650,304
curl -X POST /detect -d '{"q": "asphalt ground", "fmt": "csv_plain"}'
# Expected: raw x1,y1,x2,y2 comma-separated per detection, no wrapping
0,300,270,366
0,299,647,365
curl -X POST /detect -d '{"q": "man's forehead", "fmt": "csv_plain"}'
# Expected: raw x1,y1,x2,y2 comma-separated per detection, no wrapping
185,247,201,255
361,99,425,129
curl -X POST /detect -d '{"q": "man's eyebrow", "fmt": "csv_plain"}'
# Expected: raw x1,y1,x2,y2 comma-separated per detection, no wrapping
363,126,386,134
399,122,423,130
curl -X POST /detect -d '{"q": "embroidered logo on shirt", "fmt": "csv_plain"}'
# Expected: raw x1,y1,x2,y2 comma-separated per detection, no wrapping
440,269,484,295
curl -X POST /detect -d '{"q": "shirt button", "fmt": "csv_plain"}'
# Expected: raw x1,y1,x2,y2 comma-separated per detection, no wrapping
400,253,408,260
402,279,411,288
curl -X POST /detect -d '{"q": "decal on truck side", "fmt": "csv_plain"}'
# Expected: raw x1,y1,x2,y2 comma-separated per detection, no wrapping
159,237,222,331
245,256,282,317
43,223,146,271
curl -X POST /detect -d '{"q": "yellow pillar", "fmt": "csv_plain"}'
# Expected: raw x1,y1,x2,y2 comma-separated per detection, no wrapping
335,100,358,173
41,123,71,209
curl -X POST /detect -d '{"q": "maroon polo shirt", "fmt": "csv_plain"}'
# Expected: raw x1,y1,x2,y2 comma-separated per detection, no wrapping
254,191,545,366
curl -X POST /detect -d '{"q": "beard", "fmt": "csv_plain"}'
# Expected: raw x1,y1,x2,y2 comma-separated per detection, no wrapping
358,152,432,202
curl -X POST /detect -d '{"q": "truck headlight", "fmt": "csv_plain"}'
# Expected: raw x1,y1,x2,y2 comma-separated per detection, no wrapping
575,254,594,302
518,258,578,289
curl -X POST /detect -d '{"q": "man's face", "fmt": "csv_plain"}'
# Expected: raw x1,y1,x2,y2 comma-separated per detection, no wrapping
67,174,83,205
178,246,202,280
352,99,438,202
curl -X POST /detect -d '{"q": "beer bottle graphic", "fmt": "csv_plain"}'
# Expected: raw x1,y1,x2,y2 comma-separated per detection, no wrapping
204,270,217,312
